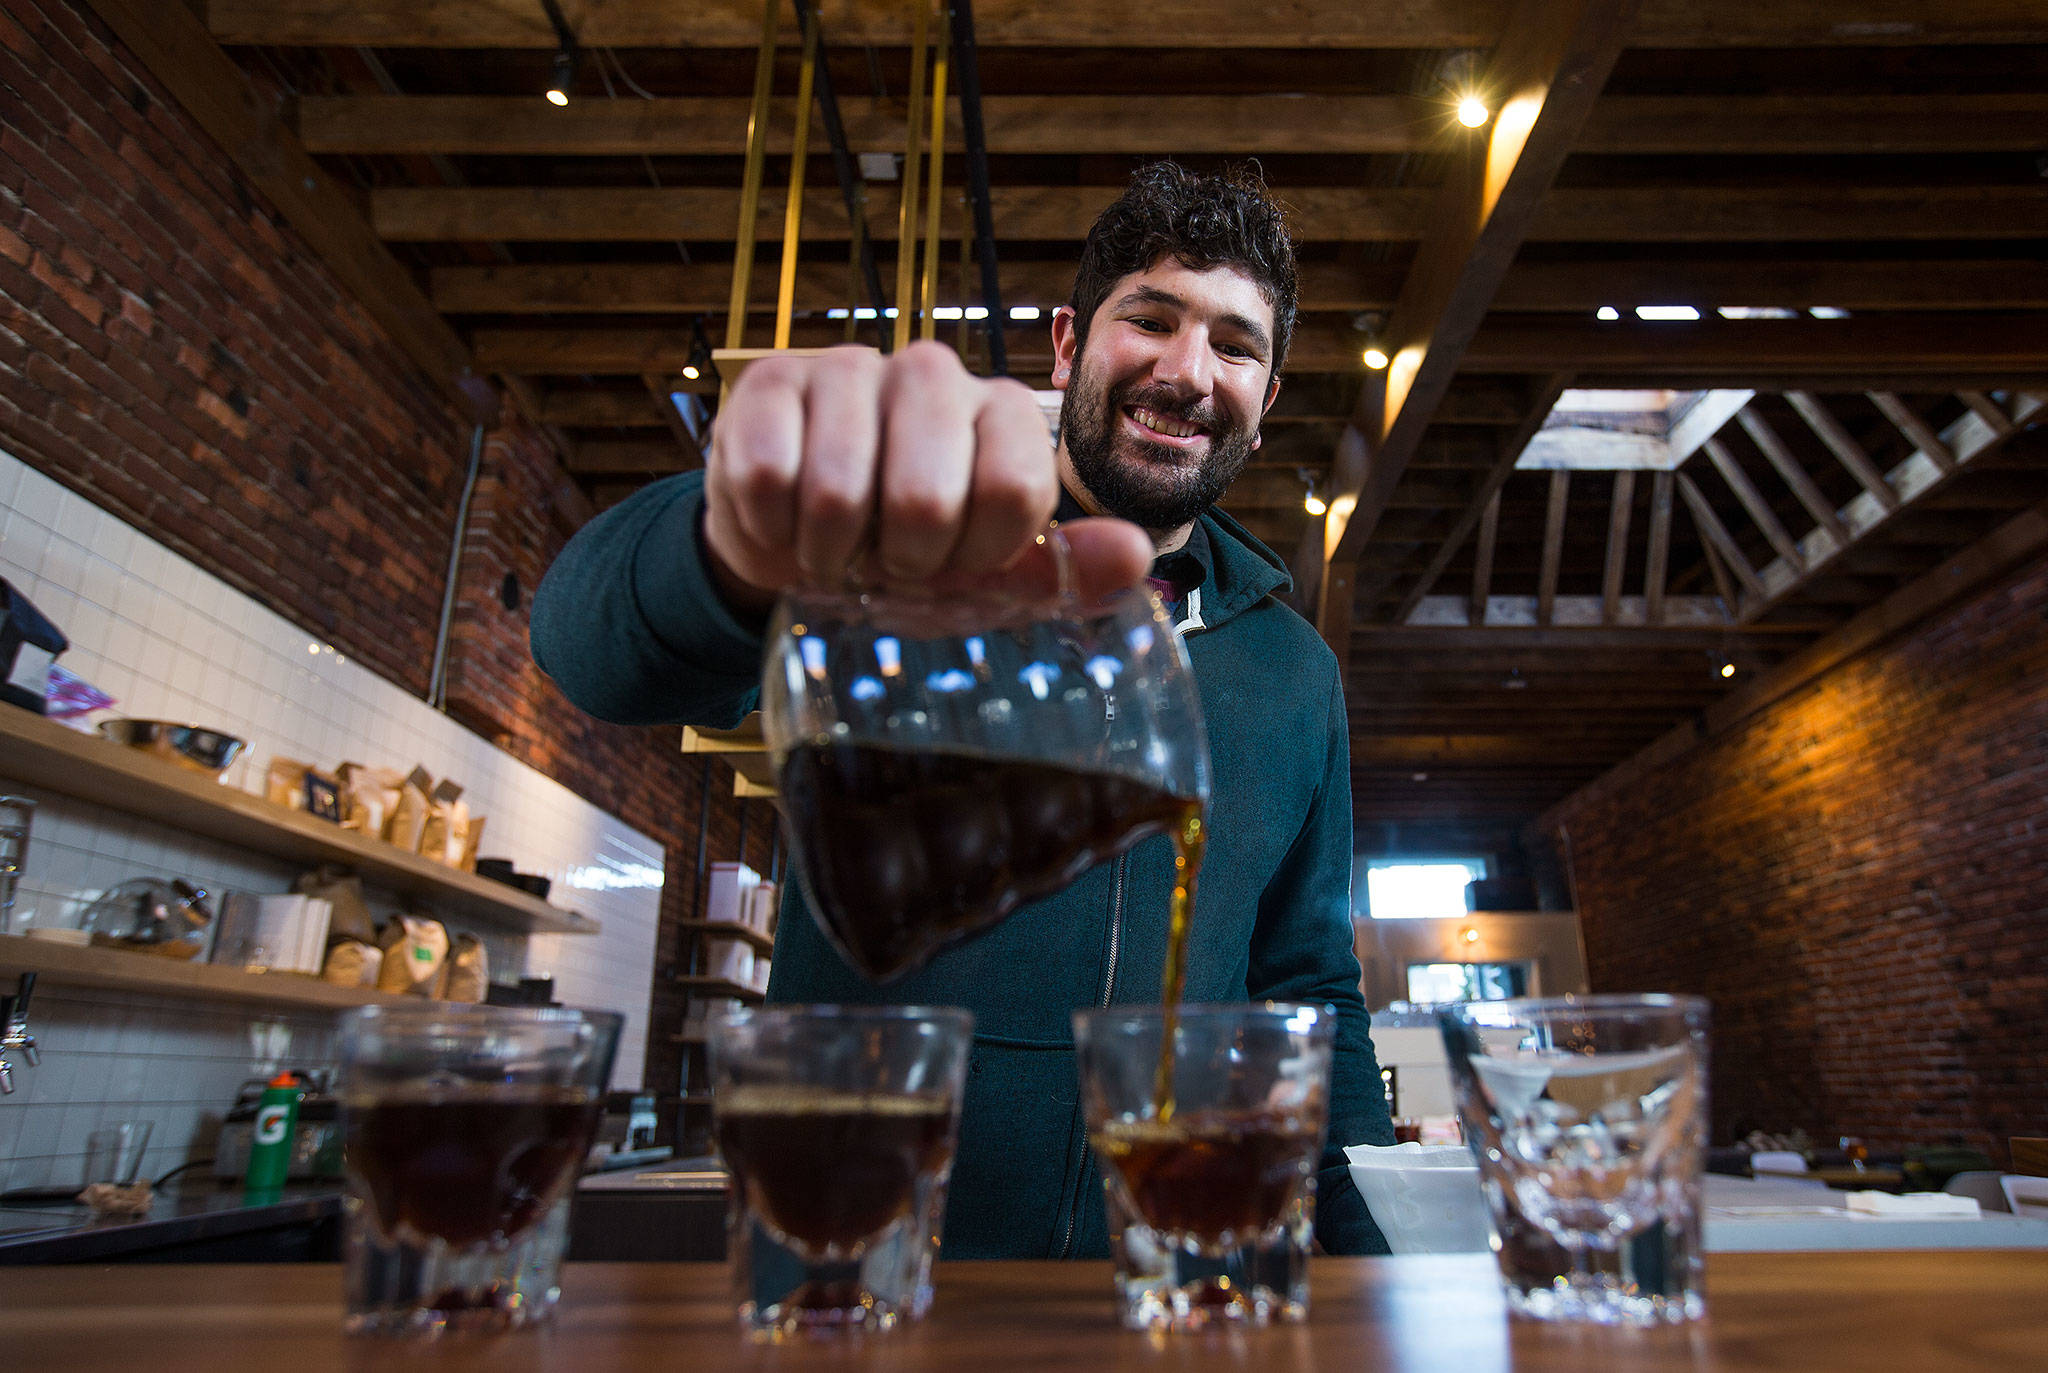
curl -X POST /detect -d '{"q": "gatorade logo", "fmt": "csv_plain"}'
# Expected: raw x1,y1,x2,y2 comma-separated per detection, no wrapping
254,1104,291,1147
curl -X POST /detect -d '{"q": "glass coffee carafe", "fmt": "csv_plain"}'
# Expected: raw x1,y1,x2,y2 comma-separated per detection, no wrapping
759,533,1210,982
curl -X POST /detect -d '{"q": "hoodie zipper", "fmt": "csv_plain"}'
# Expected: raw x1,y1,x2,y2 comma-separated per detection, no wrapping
1057,852,1130,1259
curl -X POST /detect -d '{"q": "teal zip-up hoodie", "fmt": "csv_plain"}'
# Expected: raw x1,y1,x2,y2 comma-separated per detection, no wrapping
531,470,1396,1258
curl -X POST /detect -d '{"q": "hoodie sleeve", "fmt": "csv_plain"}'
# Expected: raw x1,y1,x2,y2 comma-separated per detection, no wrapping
1244,663,1396,1256
529,470,765,728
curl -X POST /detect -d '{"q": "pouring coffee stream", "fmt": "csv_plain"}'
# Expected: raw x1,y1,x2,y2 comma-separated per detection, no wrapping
761,526,1213,1117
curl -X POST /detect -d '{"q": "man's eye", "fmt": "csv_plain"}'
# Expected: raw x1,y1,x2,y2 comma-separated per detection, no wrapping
1129,317,1167,332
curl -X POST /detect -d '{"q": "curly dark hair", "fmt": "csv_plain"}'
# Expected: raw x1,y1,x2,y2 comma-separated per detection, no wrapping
1066,161,1298,379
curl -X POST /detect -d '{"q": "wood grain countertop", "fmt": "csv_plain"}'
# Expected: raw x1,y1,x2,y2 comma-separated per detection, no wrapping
4,1251,2045,1371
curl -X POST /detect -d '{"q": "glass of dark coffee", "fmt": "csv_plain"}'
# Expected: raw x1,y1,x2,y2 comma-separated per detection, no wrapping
1074,1003,1335,1330
759,533,1210,982
337,1004,622,1337
710,1005,973,1336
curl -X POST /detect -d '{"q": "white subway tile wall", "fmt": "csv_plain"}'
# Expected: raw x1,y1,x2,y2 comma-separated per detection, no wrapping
0,449,664,1192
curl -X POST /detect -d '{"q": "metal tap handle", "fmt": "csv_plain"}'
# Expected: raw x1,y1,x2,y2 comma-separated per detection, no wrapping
0,1055,12,1095
1,971,35,1065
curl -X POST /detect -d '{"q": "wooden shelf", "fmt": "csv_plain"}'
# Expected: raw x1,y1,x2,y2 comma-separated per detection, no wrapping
673,975,763,1003
0,934,414,1011
0,707,598,936
681,716,779,799
676,919,773,956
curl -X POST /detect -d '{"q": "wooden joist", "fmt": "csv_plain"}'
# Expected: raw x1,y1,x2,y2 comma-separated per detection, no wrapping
1317,0,1635,598
369,184,2048,245
207,0,2048,50
299,92,2048,158
429,257,2048,317
472,315,2048,380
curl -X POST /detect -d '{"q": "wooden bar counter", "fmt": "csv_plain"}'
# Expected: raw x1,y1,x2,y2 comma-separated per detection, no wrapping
5,1252,2044,1371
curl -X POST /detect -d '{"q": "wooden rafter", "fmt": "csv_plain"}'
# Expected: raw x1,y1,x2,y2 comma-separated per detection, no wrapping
1868,392,1957,472
1386,374,1574,625
1643,470,1674,626
207,0,2048,49
1784,391,1900,511
562,439,698,476
429,257,2048,317
369,184,2048,245
1536,471,1572,627
1676,471,1765,603
1733,409,1851,547
299,92,2048,158
470,316,2048,379
539,390,669,427
1735,392,2045,624
1601,471,1636,624
1314,0,1636,623
1701,436,1805,571
1469,491,1500,629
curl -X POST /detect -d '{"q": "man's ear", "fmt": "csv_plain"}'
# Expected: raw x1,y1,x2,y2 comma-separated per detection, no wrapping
1050,306,1079,390
1251,374,1282,451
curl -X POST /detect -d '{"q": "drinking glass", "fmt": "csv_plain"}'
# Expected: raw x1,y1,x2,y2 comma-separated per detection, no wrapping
759,536,1210,983
1438,994,1709,1326
711,1005,973,1336
1073,1003,1335,1330
82,1120,153,1186
337,1004,622,1337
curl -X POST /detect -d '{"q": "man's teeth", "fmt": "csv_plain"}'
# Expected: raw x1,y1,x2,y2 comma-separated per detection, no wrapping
1130,407,1201,439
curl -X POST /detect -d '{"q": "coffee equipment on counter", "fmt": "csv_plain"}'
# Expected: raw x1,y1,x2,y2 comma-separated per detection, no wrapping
213,1070,343,1182
0,795,32,936
0,578,67,715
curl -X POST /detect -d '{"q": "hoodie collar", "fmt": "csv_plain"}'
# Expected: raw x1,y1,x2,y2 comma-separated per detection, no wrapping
1052,487,1289,633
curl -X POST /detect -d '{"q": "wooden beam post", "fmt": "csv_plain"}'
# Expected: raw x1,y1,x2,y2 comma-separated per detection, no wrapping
1470,490,1501,628
1537,471,1572,627
1643,469,1674,626
1735,408,1850,547
1600,470,1635,624
1785,391,1900,511
1318,0,1636,624
1676,471,1765,603
1702,435,1806,570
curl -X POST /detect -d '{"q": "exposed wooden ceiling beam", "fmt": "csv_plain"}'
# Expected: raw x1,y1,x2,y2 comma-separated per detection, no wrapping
1536,471,1573,627
561,439,699,475
1738,392,2042,623
1734,408,1852,547
429,257,2048,316
1676,470,1766,602
1385,375,1574,624
78,0,474,395
1600,470,1636,623
302,94,1450,156
1459,317,2048,375
1316,0,1635,600
1784,391,1901,512
208,0,2048,49
473,316,2048,377
1643,469,1674,625
300,92,2048,157
538,390,669,427
369,184,2048,244
1701,435,1806,571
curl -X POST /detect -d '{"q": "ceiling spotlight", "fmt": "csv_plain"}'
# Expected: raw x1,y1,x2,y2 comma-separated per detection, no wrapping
540,0,578,105
1362,345,1390,370
1720,660,1737,679
1461,925,1481,944
1299,468,1327,516
1456,96,1490,128
680,364,700,381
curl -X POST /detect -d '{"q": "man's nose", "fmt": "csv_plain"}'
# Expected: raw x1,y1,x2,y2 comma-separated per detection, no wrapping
1150,327,1215,398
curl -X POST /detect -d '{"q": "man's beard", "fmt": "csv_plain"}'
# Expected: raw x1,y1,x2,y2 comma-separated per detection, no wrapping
1059,367,1257,532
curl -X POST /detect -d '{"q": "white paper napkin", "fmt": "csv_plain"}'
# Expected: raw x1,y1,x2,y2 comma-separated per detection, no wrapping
1344,1141,1494,1254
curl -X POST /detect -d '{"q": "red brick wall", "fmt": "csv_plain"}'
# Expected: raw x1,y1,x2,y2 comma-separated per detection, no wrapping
0,0,766,1117
1543,552,2048,1164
